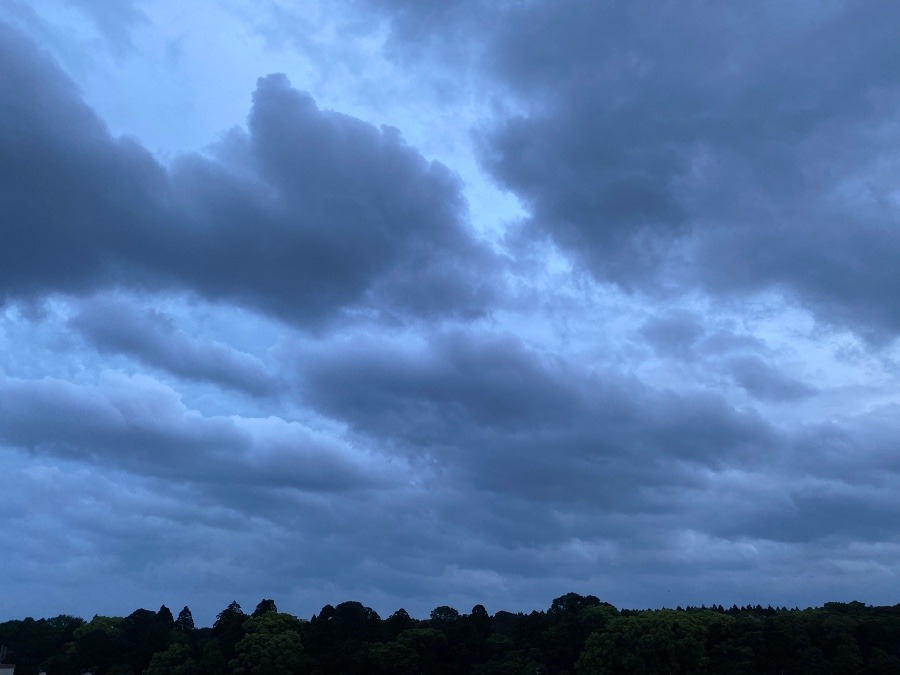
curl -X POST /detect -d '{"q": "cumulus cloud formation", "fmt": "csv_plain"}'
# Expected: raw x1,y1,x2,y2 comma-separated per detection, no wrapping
0,24,493,324
2,1,900,624
466,0,900,334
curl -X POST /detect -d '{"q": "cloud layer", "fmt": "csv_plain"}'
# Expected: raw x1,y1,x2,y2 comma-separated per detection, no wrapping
2,2,900,624
475,1,900,335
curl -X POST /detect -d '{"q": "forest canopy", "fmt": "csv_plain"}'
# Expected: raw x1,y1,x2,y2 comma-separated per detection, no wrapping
1,593,899,674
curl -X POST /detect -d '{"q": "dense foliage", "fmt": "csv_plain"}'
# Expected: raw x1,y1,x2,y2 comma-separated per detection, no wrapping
1,594,899,673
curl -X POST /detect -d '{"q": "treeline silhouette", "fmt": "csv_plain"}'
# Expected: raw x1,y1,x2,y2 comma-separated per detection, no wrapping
1,592,899,673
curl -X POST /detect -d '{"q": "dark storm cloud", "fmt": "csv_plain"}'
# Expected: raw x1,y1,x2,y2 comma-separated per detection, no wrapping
70,296,279,394
478,1,722,282
298,330,777,510
0,24,166,297
169,74,495,321
374,1,900,335
0,24,494,323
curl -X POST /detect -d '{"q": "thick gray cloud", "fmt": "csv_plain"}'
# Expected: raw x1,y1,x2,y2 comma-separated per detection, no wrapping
169,74,495,321
0,23,165,298
4,305,899,618
0,23,494,324
373,0,900,335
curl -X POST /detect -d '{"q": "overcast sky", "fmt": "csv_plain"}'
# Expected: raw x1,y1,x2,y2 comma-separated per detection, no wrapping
2,0,900,625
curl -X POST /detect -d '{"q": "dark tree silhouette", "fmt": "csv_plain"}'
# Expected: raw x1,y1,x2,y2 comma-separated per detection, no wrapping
430,606,460,624
157,604,174,626
2,594,899,674
175,606,195,632
212,600,247,662
252,598,278,617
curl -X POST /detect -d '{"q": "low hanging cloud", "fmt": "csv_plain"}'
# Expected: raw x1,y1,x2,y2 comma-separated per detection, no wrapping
0,22,495,324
